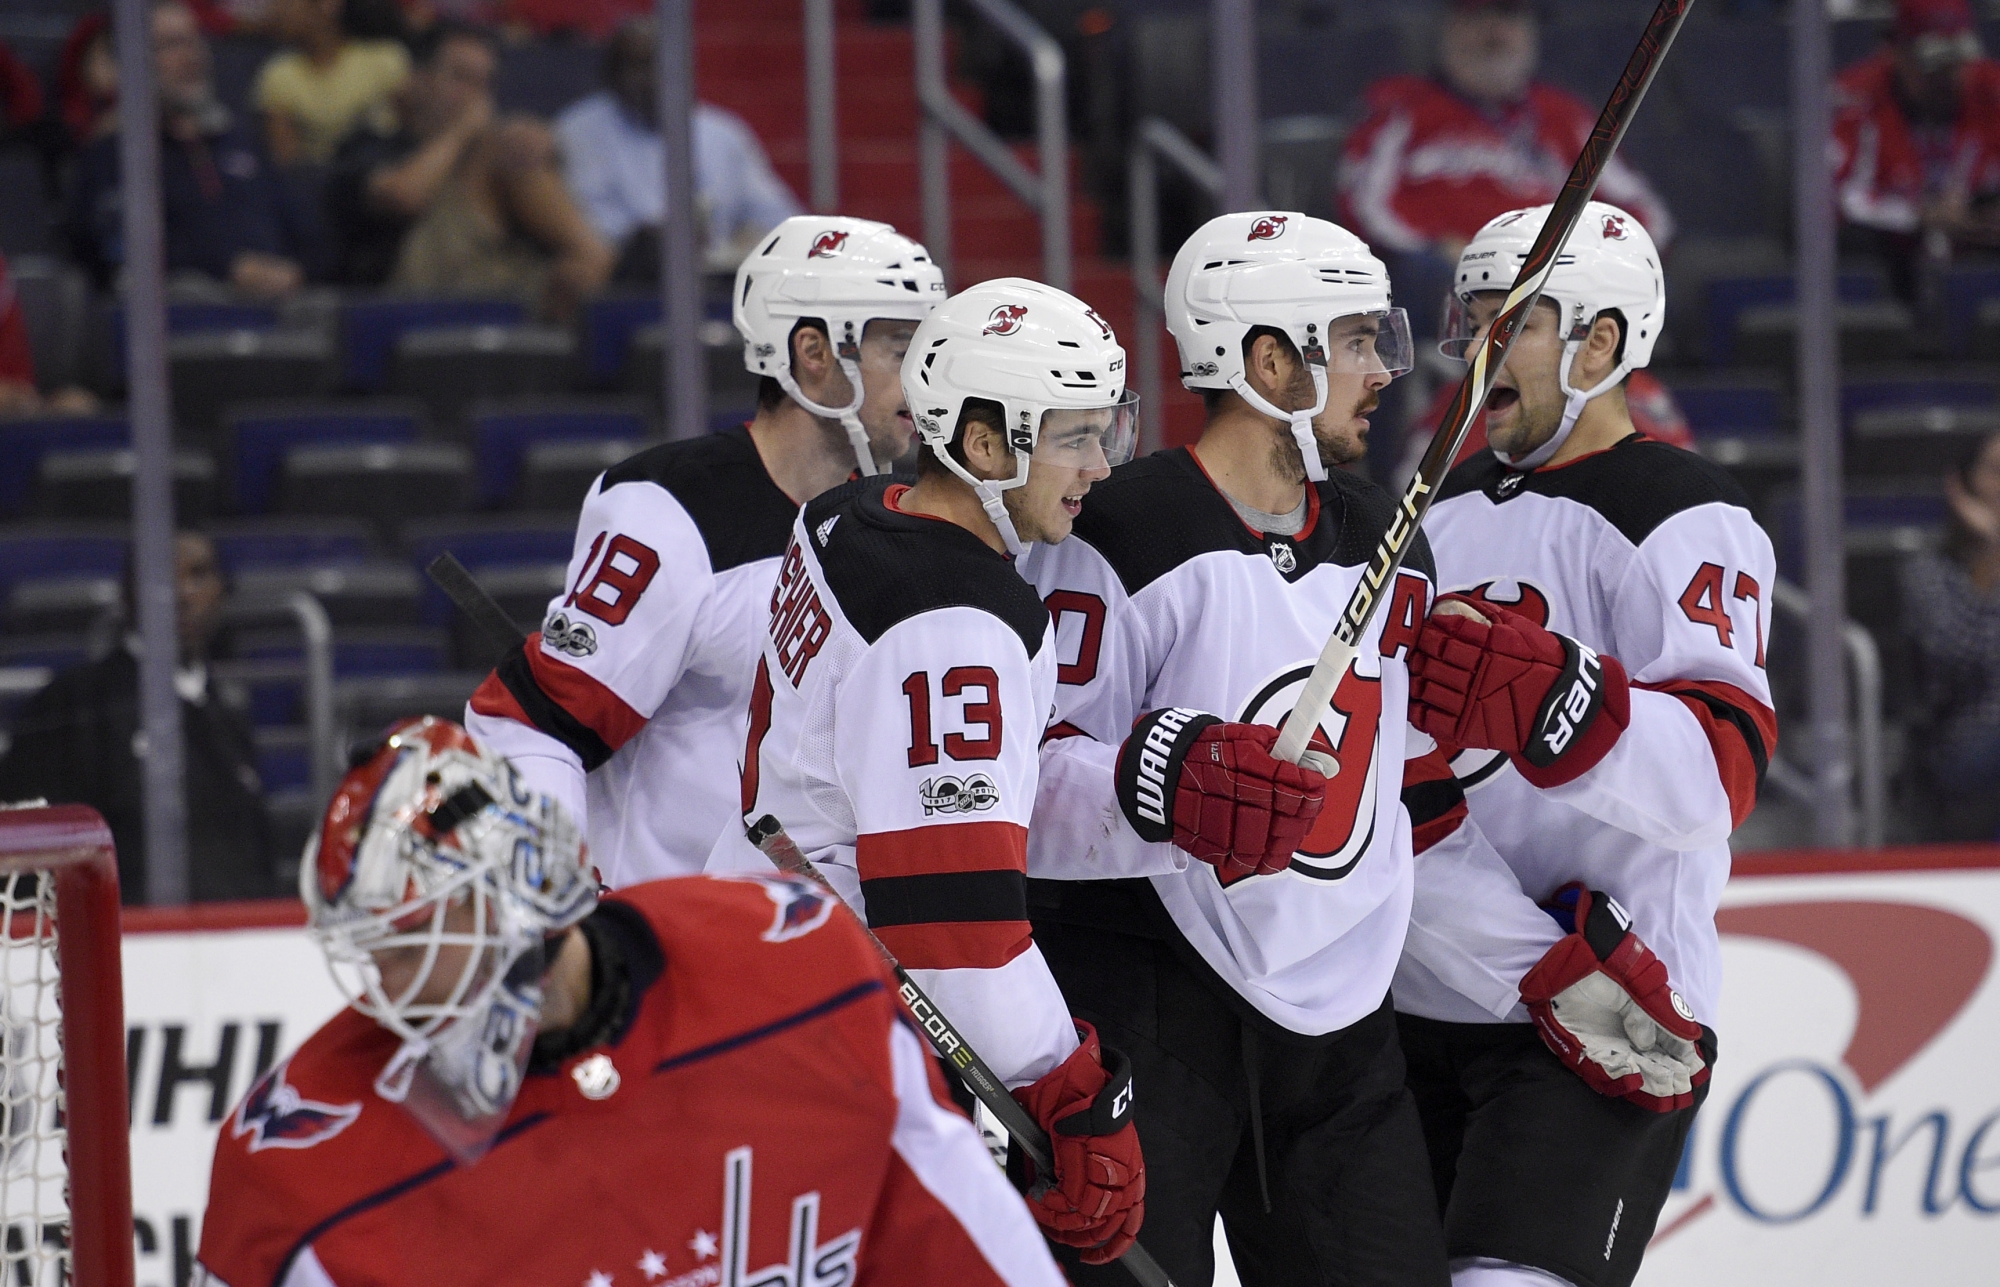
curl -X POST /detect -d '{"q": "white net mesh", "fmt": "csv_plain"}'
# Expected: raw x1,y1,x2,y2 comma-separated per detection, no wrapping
0,871,67,1285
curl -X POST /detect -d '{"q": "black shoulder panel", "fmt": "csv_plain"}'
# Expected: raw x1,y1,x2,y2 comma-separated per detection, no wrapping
1322,466,1438,586
809,478,1048,658
599,426,797,572
1439,451,1506,502
1456,436,1754,547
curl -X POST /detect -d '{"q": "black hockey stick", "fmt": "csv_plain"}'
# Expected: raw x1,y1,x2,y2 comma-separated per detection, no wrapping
747,814,1177,1287
424,554,1177,1287
1272,0,1694,763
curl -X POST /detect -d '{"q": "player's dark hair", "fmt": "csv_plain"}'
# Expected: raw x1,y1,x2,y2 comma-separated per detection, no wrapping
759,317,834,412
410,19,495,68
915,397,1005,480
1200,325,1301,414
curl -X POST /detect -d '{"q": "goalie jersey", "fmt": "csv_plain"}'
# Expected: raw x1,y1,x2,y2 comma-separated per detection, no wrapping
1025,449,1502,1039
1397,435,1777,1028
197,877,1063,1287
705,477,1080,1088
467,427,798,885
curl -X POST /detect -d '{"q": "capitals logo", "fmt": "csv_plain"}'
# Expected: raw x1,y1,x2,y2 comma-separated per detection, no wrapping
983,303,1029,336
808,230,849,259
758,876,835,943
231,1061,361,1152
1600,213,1630,241
1247,214,1289,241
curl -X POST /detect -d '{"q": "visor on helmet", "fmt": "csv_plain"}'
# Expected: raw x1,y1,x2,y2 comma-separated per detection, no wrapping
1030,390,1141,472
1321,308,1415,376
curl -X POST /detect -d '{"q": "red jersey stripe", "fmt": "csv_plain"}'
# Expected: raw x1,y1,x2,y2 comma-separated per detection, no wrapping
521,642,649,752
875,920,1033,971
857,821,1028,882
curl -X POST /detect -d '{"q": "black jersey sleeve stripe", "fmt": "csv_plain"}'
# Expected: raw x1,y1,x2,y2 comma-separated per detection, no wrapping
1661,686,1771,786
1401,776,1466,828
496,647,617,771
858,870,1029,929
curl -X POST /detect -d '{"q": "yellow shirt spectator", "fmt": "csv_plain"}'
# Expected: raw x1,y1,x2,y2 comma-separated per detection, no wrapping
254,39,409,165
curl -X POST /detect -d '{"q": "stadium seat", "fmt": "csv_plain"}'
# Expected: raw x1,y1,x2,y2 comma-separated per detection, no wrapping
210,517,378,576
279,444,475,535
581,293,662,386
254,726,312,792
108,299,282,374
0,635,89,673
447,562,566,666
0,527,126,603
1942,266,2000,359
1977,299,2000,363
1850,407,2000,479
232,562,424,628
1840,369,1995,420
626,322,762,424
466,401,651,506
340,296,525,391
332,671,486,758
227,403,424,514
1694,436,1798,519
1770,482,1947,580
5,576,121,636
389,325,577,426
1662,375,1786,437
169,329,337,442
0,418,130,518
32,449,217,522
1733,300,1914,370
11,256,92,391
233,626,453,726
1844,525,1937,660
517,439,644,513
399,515,578,625
1704,270,1882,365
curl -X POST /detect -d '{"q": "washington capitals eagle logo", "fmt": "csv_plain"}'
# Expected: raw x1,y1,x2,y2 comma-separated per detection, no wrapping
983,304,1029,336
231,1061,361,1152
1600,213,1630,241
760,877,836,943
808,230,849,259
1247,214,1289,241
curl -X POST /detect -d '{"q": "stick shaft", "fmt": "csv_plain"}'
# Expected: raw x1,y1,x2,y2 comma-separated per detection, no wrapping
1272,0,1693,765
425,552,530,660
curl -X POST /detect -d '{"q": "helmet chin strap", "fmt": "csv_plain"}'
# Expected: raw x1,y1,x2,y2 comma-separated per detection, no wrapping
1498,339,1624,472
778,355,879,476
1232,363,1330,484
935,441,1029,558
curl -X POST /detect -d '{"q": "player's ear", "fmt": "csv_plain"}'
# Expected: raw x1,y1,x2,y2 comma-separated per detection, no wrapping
1577,311,1623,385
791,321,833,378
959,414,1010,482
1245,331,1290,402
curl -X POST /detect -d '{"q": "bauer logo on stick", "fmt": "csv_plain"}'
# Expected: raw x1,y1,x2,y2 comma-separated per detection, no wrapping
808,230,849,258
983,303,1029,335
1247,214,1289,241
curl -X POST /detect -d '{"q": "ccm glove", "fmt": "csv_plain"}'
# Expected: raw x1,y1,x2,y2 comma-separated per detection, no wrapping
1518,884,1714,1112
1407,595,1630,788
1008,1021,1145,1264
1116,709,1327,879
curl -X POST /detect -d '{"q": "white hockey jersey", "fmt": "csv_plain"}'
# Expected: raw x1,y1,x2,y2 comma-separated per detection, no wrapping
1396,434,1778,1029
467,427,799,886
1025,449,1497,1039
705,478,1080,1088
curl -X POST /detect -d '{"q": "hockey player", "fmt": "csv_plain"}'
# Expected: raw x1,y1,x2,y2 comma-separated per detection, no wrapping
1024,211,1510,1286
197,716,1065,1287
1397,202,1775,1287
466,215,943,886
706,277,1332,1265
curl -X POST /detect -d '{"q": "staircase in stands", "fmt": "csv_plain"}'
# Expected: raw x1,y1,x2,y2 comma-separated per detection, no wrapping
694,0,1205,446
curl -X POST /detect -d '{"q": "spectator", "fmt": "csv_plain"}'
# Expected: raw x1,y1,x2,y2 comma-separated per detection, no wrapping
57,14,117,146
555,18,802,279
1900,429,2000,841
64,0,307,298
325,21,612,316
1337,0,1671,336
1831,0,2000,302
0,41,42,140
254,0,411,167
0,252,99,417
0,533,273,903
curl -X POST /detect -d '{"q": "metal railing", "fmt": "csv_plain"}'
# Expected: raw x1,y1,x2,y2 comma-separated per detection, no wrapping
1128,118,1222,454
913,0,1070,289
214,592,338,804
1767,578,1885,847
804,0,839,210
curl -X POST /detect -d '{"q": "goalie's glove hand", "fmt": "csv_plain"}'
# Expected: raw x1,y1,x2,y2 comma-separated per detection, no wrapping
1407,595,1630,788
1116,709,1327,879
1008,1021,1145,1264
1519,884,1714,1112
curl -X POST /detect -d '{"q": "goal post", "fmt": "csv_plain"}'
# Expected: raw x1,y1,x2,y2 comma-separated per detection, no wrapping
0,804,133,1287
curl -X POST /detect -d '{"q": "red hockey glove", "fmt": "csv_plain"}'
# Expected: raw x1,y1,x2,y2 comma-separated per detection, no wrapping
1407,595,1630,788
1518,884,1714,1112
1008,1022,1145,1264
1115,708,1327,879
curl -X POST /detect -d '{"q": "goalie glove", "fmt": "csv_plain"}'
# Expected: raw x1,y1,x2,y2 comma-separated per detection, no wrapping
1008,1021,1145,1264
1407,595,1630,788
1115,709,1328,879
1518,884,1713,1112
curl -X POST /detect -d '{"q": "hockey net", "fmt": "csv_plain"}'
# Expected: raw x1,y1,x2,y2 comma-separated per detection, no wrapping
0,805,132,1287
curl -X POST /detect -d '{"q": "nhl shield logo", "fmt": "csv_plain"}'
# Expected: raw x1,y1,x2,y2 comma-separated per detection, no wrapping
1247,214,1289,242
1268,543,1297,574
1600,213,1630,241
808,229,849,258
983,304,1029,336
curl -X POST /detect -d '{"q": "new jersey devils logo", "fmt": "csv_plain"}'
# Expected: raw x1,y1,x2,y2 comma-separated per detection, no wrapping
1232,659,1383,883
983,303,1029,336
1247,214,1289,241
808,229,849,258
1496,209,1531,227
1452,578,1552,628
1085,307,1113,340
1600,213,1630,241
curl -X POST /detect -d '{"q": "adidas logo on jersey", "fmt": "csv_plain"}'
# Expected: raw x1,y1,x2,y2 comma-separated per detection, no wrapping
542,611,598,658
1268,543,1297,574
816,514,840,546
919,773,999,815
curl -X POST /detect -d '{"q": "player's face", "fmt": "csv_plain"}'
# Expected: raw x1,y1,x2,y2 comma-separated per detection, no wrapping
1463,293,1570,459
370,898,481,1013
1007,408,1118,544
856,319,920,468
1313,314,1398,468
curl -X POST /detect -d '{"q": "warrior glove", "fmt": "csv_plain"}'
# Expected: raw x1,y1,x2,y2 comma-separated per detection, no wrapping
1518,884,1714,1112
1009,1021,1145,1264
1115,709,1327,879
1407,595,1630,788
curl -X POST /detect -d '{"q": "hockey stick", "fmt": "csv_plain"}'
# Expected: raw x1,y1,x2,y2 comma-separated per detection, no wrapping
747,815,1177,1287
1271,0,1694,765
423,555,1177,1287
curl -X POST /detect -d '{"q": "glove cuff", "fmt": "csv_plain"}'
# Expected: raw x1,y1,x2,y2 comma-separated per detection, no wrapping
1054,1043,1134,1137
1116,708,1221,842
1512,644,1630,788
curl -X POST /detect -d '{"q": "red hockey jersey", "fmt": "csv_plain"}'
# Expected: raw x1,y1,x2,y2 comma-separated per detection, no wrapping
1831,50,2000,234
196,877,1063,1287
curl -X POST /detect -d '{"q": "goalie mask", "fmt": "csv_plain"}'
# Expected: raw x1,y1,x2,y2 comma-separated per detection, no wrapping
1164,212,1413,483
1443,200,1664,470
902,278,1140,557
735,215,946,476
302,716,595,1161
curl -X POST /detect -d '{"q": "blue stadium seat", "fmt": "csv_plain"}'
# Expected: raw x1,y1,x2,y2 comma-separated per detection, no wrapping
234,627,451,726
1841,373,1996,421
0,528,126,602
254,728,312,792
209,517,378,576
582,295,662,385
0,418,129,518
229,405,423,513
1705,271,1882,365
340,297,525,390
108,299,281,371
400,516,578,625
1772,485,1948,580
1662,378,1785,437
468,403,651,505
1943,267,2000,359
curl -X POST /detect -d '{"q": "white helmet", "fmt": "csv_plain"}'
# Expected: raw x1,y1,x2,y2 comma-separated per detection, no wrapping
1165,212,1413,482
303,716,594,1155
1445,201,1664,469
902,278,1139,556
735,215,946,475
